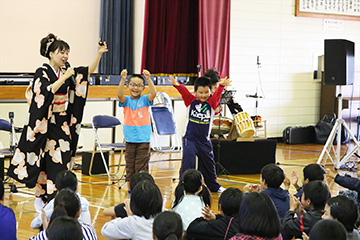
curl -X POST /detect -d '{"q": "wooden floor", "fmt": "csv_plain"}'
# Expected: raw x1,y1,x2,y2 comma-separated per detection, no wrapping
4,142,359,240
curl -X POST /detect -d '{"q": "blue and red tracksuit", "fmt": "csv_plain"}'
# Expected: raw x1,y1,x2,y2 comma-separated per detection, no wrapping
174,84,224,192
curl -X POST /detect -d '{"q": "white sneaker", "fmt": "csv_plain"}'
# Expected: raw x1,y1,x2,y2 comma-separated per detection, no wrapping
217,186,226,193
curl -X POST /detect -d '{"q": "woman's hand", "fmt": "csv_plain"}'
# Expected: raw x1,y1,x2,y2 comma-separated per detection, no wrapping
97,42,108,54
63,67,75,80
219,77,232,87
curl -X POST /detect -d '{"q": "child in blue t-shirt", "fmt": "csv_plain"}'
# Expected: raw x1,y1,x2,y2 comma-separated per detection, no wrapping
117,69,157,190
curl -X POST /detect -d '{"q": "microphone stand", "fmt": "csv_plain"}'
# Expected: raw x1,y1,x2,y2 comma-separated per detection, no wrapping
215,91,235,178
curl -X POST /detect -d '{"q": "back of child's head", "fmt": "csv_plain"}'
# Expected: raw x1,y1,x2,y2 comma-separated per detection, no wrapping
194,77,211,91
237,192,281,238
128,74,145,85
51,188,81,221
204,68,220,86
260,163,285,188
309,219,346,240
218,187,243,217
0,178,4,200
129,172,155,191
303,163,326,181
47,215,82,240
303,180,329,210
130,180,162,219
55,170,78,192
172,169,211,209
153,211,183,240
326,195,358,232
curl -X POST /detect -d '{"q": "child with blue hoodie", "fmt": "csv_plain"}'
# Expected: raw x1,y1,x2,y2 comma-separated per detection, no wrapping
243,163,290,221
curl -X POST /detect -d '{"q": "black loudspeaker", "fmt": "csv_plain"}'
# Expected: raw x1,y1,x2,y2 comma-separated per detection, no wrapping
82,151,109,175
324,39,355,85
212,139,276,175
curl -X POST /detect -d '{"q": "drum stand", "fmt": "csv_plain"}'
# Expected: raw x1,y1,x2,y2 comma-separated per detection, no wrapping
317,87,360,169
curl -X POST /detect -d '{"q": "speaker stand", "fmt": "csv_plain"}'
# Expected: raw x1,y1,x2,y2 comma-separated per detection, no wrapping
317,86,360,168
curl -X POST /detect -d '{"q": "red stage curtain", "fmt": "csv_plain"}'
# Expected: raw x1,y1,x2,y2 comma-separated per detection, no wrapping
198,0,230,77
141,0,198,74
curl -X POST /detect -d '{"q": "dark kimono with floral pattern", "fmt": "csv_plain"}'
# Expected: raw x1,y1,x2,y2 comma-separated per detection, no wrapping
7,63,88,202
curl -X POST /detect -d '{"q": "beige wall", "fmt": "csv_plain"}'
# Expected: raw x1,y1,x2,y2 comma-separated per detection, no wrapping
0,0,101,72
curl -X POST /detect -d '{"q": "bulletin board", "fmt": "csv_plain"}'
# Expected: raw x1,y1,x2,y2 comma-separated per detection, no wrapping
295,0,360,21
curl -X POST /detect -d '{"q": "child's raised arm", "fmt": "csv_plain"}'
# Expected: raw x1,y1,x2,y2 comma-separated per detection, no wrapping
143,69,157,102
117,69,127,103
169,75,180,86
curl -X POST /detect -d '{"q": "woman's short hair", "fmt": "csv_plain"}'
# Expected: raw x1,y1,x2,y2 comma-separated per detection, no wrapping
153,211,183,240
130,180,163,219
237,192,281,238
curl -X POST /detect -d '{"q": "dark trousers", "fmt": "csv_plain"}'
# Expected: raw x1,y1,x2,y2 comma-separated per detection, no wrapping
180,137,221,192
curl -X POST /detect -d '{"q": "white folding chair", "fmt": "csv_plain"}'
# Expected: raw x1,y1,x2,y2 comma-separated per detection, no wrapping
89,115,126,179
150,92,182,153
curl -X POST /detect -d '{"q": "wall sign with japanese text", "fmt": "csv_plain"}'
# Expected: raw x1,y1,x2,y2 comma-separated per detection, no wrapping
295,0,360,21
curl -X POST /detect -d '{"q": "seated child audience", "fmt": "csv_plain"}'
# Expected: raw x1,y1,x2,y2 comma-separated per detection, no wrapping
31,170,91,229
101,180,163,240
171,169,211,230
291,163,326,198
243,163,289,222
187,187,243,240
230,192,282,240
103,172,155,219
0,178,17,240
306,219,347,240
153,211,183,240
327,169,360,207
282,180,330,239
47,216,83,240
29,188,98,240
322,195,360,240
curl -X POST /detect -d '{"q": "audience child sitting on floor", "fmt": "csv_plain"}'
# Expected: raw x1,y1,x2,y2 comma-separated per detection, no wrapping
322,195,360,240
29,188,98,240
102,172,155,219
282,180,330,239
243,163,290,222
0,178,17,240
101,180,163,240
153,211,183,240
230,192,283,240
46,216,83,240
31,170,91,229
186,187,243,240
303,219,347,240
171,169,211,230
290,163,327,199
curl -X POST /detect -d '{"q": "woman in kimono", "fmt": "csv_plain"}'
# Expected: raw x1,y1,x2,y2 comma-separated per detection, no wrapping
7,33,108,205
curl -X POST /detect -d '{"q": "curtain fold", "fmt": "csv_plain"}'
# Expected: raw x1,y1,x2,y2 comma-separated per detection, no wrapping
141,0,198,74
99,0,133,75
198,0,230,77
